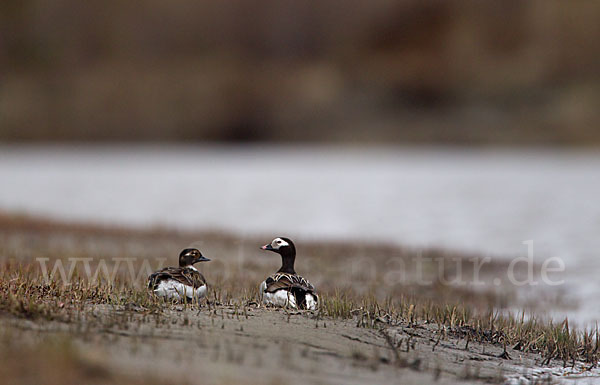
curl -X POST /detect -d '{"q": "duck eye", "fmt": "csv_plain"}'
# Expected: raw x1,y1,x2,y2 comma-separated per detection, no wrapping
276,240,282,244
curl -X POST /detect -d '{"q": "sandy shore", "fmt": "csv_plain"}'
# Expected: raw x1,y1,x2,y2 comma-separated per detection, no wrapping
2,303,581,385
1,212,598,384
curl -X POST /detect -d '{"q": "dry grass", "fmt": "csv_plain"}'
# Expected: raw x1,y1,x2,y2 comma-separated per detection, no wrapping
0,210,598,373
1,259,598,368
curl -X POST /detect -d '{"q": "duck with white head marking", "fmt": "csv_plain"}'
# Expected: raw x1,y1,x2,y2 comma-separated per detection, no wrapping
259,237,318,310
148,248,210,302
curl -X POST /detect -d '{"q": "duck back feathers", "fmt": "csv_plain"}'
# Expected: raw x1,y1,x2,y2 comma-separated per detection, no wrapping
148,266,206,291
262,272,317,310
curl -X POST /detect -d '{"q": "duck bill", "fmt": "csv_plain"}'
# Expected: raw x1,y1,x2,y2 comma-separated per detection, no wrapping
194,256,211,263
261,244,274,251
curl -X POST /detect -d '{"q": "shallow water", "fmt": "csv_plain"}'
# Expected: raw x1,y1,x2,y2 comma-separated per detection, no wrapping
1,144,599,323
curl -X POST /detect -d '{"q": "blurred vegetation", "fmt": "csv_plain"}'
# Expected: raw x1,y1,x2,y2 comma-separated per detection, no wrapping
1,0,599,145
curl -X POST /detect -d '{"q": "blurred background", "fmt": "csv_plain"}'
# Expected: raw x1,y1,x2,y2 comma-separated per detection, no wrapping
1,0,599,144
1,0,600,323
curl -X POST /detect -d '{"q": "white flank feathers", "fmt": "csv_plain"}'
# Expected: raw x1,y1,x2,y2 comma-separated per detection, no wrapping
261,280,319,309
153,279,206,301
305,294,317,310
262,289,297,308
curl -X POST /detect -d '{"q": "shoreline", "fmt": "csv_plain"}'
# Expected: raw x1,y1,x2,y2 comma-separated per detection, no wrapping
0,212,598,384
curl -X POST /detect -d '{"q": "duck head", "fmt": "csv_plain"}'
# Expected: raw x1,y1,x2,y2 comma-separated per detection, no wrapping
179,248,211,267
261,237,296,274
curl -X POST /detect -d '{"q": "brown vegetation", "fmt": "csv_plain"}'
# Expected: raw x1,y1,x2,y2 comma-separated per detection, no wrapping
1,1,599,145
0,211,598,384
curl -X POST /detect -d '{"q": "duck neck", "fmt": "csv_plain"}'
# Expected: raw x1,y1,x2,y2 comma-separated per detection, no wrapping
277,250,296,274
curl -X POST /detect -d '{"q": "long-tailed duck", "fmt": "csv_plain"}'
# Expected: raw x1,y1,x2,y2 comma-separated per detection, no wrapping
148,248,210,302
259,237,318,310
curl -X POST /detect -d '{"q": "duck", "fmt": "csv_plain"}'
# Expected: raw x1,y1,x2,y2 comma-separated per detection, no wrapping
148,248,210,302
259,237,318,310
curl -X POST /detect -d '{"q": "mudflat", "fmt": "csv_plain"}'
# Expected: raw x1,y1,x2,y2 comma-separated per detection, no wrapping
1,212,598,384
1,303,560,385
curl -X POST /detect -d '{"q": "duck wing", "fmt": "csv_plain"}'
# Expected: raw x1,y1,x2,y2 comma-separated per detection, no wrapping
264,273,315,293
148,267,206,289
